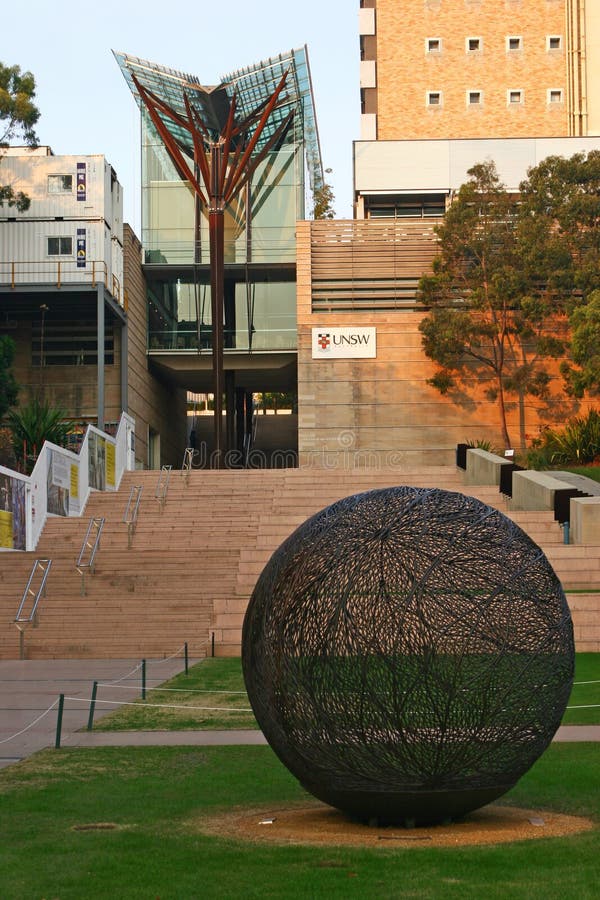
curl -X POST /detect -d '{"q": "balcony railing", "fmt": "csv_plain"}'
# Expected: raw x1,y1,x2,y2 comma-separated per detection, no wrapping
148,327,296,353
0,260,123,305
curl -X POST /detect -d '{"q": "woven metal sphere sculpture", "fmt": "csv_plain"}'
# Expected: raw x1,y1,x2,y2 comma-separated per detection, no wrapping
242,487,574,826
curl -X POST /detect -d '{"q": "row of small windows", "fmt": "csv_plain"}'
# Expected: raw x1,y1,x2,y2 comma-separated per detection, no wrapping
426,35,562,53
426,88,564,107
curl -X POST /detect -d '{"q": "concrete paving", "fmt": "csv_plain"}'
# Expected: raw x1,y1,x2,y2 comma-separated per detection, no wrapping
0,658,194,768
0,659,598,770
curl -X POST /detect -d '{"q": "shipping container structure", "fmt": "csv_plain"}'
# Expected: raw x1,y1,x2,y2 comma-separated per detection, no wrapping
0,147,127,432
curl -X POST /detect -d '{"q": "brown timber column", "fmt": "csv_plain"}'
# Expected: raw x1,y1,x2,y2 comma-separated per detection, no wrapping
209,143,225,469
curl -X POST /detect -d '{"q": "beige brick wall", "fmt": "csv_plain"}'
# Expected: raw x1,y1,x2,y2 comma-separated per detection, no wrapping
297,220,580,466
374,0,568,140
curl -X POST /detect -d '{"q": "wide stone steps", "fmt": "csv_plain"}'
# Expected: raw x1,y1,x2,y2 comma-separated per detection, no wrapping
1,465,598,658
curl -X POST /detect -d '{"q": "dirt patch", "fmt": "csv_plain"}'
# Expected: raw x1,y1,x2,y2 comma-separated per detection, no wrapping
197,802,594,849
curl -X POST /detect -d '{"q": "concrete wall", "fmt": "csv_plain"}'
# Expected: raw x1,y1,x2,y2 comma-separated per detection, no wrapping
296,219,579,466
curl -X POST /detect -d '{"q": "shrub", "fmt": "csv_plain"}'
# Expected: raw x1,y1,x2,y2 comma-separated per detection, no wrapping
526,409,600,468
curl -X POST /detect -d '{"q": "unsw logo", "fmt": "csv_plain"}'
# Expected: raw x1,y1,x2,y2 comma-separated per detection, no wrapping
317,332,371,350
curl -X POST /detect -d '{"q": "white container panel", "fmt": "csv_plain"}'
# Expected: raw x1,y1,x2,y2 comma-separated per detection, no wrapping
1,154,106,220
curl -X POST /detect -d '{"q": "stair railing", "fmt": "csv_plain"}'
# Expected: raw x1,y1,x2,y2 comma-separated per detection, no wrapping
123,485,143,548
181,447,195,483
14,558,53,660
155,465,172,513
76,517,105,595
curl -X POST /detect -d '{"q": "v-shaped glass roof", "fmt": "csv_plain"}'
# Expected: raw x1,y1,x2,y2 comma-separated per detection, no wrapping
113,47,324,191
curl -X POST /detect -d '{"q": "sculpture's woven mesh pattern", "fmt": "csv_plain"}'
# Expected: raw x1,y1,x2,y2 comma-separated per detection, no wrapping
242,487,574,824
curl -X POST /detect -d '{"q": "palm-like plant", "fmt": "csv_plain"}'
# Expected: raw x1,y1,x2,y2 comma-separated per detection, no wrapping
7,398,71,473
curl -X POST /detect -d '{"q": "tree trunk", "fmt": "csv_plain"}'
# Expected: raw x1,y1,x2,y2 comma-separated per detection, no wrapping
496,374,512,449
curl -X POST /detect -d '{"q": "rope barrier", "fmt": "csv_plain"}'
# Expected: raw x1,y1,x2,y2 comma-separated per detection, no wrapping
100,662,143,685
95,683,247,694
0,698,60,745
63,696,252,713
565,703,600,710
150,644,187,664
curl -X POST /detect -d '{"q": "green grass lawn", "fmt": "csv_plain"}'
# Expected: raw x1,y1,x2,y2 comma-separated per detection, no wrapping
561,465,600,483
0,743,598,899
563,652,600,725
94,658,256,731
94,654,600,732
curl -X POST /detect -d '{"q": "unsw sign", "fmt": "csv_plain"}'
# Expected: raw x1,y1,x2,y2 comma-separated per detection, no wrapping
311,327,377,359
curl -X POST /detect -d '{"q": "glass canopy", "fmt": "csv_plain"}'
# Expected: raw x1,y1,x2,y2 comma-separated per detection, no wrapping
113,47,324,192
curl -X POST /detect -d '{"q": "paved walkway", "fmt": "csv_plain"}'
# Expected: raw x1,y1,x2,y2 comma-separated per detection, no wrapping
0,660,598,770
0,658,192,768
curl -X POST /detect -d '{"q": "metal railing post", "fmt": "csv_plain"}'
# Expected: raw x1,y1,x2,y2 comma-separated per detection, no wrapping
55,694,65,749
87,681,98,731
141,659,146,700
184,642,189,675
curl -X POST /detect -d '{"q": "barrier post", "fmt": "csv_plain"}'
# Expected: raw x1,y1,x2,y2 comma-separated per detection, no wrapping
184,642,189,675
87,681,98,731
142,659,146,700
55,694,65,749
211,632,215,658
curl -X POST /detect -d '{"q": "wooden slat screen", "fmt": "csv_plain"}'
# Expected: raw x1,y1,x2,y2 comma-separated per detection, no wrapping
310,219,441,311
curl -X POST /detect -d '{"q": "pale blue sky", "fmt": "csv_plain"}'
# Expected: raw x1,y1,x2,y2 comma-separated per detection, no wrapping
3,0,359,230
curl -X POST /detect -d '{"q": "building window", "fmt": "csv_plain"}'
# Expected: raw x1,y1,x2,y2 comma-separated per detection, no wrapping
507,36,522,52
547,35,562,51
466,37,482,52
426,38,442,53
427,91,442,107
47,175,73,194
508,89,523,105
548,88,564,104
467,91,483,106
47,236,73,256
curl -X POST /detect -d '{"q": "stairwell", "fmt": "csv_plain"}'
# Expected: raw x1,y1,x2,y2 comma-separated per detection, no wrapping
0,466,598,659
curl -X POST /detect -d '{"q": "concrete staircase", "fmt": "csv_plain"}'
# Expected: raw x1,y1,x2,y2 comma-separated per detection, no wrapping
0,466,598,659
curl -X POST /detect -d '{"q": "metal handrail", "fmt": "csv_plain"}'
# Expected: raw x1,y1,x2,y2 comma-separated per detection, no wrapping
76,517,105,595
155,465,172,513
14,559,53,659
123,485,143,548
181,447,196,482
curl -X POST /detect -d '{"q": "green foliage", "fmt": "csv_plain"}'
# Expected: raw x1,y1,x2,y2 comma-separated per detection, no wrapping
562,290,600,397
464,438,500,455
419,152,600,446
0,62,39,146
312,181,335,219
0,334,19,421
0,61,40,212
418,160,568,449
527,408,600,467
259,391,296,412
7,396,71,472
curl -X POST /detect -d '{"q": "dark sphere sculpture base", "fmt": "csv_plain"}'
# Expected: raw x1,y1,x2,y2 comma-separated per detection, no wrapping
242,487,574,826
